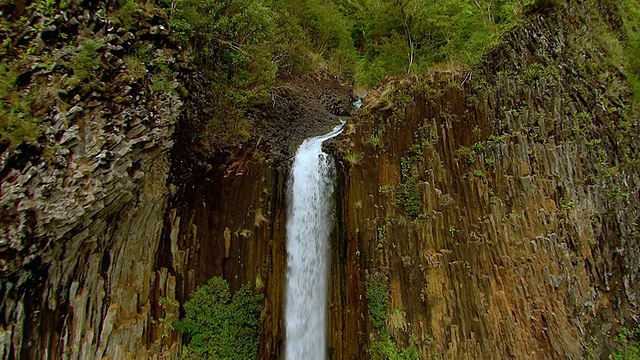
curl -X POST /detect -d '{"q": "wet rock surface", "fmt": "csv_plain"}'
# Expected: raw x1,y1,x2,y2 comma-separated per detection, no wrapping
252,79,347,161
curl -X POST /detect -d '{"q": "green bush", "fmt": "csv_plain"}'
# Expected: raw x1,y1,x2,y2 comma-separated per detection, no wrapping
350,0,524,87
396,177,421,218
169,0,278,145
612,326,640,360
369,332,420,360
365,272,390,330
396,157,422,219
170,0,276,93
174,276,264,360
364,272,420,360
66,39,104,88
620,0,640,110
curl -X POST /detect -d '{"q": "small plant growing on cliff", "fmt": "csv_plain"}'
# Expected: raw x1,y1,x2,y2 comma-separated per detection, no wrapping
365,271,390,330
471,169,488,183
175,276,263,360
365,272,420,359
66,39,104,89
397,177,421,219
345,151,365,165
0,62,41,148
379,184,395,195
611,326,640,360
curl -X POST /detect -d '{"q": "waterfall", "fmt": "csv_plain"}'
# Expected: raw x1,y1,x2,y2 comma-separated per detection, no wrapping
285,121,344,360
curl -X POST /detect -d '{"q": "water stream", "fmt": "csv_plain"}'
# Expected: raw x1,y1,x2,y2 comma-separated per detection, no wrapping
285,121,344,360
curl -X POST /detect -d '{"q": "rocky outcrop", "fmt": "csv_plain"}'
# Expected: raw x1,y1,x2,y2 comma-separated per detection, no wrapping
0,3,183,357
0,76,179,356
331,1,640,358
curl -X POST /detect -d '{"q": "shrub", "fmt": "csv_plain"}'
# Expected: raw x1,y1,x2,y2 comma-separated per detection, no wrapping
66,39,104,88
365,272,390,330
396,157,421,218
174,276,264,360
0,62,40,148
369,332,420,360
611,326,640,360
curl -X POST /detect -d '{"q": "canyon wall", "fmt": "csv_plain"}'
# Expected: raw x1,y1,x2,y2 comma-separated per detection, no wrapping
0,4,184,356
331,1,640,358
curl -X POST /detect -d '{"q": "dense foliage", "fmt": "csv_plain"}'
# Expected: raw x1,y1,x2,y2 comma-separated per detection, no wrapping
166,0,526,89
2,0,639,148
349,0,525,86
170,0,277,109
619,0,640,109
174,277,264,360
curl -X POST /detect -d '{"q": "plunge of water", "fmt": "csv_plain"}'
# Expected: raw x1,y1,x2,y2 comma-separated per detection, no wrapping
285,121,344,360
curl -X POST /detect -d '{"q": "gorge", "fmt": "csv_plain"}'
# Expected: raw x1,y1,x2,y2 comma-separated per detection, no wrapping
1,0,640,359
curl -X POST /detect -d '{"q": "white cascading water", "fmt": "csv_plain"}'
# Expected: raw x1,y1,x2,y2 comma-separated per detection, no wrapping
285,121,344,360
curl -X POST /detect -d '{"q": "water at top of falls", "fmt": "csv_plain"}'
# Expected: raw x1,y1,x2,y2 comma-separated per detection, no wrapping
353,98,363,110
285,121,344,360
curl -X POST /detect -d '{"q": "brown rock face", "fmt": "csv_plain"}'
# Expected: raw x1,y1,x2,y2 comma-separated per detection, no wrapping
331,2,640,359
159,145,290,359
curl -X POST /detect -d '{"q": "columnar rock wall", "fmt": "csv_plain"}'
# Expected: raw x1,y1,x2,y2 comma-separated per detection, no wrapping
332,1,640,358
160,147,289,359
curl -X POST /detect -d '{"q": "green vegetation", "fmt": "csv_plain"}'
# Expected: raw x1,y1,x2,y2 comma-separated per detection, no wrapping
167,0,528,92
379,184,395,194
3,0,639,152
365,272,390,329
352,0,524,86
611,326,640,360
397,176,420,218
66,39,104,89
369,332,420,360
0,62,40,148
619,0,640,110
365,271,420,359
174,276,264,360
345,151,365,164
396,156,422,219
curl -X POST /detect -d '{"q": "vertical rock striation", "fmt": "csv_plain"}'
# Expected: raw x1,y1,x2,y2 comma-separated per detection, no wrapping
332,1,640,358
0,79,180,358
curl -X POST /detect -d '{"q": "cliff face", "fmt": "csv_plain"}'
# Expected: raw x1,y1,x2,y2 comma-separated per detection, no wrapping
160,146,289,359
332,1,640,358
0,3,183,358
